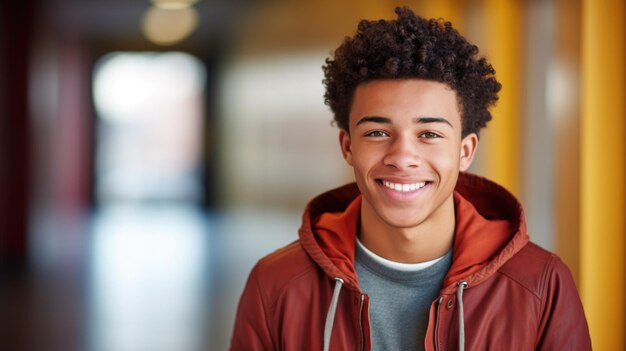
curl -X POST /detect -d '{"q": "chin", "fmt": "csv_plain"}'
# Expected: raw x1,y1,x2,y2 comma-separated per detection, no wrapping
378,209,429,230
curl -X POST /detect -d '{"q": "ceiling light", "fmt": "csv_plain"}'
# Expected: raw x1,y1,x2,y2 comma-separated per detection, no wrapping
151,0,199,10
141,5,199,46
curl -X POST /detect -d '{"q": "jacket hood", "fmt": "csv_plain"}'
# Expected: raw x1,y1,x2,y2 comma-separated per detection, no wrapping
298,172,529,293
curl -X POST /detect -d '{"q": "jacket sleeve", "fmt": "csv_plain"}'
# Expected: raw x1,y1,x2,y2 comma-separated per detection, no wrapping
536,256,592,350
230,263,275,351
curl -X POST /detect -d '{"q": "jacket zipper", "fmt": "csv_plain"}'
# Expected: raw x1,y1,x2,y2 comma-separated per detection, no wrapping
358,294,366,351
433,296,443,351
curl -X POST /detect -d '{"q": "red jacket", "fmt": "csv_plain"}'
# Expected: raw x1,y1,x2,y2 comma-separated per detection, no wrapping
230,173,591,350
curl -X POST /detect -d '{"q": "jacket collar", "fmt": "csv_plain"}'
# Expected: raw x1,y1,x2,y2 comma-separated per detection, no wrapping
298,172,529,292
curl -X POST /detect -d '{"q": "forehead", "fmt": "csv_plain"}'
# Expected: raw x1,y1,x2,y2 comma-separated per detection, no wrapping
349,79,461,127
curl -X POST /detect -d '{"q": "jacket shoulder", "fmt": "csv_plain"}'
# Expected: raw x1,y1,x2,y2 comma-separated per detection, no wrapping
231,241,322,350
249,240,320,303
498,242,572,299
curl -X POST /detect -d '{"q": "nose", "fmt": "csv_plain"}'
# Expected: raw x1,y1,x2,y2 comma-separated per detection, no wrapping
382,134,421,170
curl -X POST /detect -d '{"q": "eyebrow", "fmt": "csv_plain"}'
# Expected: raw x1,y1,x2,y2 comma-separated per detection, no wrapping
355,116,391,125
355,115,453,127
414,117,453,127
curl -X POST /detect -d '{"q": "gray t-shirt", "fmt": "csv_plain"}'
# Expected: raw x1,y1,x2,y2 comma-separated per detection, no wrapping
355,239,452,351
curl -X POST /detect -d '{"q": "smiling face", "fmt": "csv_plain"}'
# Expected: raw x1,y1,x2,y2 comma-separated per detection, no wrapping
340,79,478,237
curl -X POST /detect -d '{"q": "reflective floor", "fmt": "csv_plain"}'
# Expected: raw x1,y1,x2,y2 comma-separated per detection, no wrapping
1,206,299,351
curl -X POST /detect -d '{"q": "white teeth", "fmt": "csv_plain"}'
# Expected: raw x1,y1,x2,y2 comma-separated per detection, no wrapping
382,180,427,192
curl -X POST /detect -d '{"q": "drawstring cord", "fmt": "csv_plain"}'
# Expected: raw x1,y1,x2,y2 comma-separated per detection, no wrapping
324,277,344,351
457,281,469,351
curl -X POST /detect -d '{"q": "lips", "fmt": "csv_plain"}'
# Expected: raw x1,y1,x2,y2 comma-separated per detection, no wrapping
381,180,428,192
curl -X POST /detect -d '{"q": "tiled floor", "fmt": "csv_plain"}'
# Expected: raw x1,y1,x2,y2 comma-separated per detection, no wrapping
1,205,299,351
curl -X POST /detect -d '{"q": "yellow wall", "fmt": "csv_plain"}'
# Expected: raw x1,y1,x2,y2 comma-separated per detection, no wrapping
580,0,626,349
481,0,522,196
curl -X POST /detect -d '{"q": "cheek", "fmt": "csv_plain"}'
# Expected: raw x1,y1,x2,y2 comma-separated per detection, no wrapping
351,158,370,181
351,153,385,185
351,145,381,169
427,146,461,172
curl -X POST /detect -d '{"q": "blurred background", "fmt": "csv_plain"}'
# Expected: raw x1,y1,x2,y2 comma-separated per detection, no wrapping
0,0,623,350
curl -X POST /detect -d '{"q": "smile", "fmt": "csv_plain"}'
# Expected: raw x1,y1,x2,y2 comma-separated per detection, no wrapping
382,180,427,192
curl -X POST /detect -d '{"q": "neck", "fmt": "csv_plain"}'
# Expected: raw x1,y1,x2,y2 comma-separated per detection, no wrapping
359,196,455,263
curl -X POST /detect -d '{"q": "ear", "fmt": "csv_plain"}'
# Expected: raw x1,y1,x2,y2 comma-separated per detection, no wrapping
339,129,354,166
459,133,478,171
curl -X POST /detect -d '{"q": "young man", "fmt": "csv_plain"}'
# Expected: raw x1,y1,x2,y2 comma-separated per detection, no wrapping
230,7,591,351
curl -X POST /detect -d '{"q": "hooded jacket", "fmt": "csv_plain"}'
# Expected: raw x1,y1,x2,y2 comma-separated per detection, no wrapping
230,172,591,350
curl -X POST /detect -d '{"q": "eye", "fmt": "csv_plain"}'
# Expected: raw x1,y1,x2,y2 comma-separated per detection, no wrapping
365,130,389,138
420,131,441,139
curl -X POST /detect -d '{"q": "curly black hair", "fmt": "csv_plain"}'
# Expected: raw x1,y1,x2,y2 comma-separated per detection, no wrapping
322,7,501,137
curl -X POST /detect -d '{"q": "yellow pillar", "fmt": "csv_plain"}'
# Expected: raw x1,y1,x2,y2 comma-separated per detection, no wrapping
480,0,522,196
580,0,626,349
417,0,465,31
